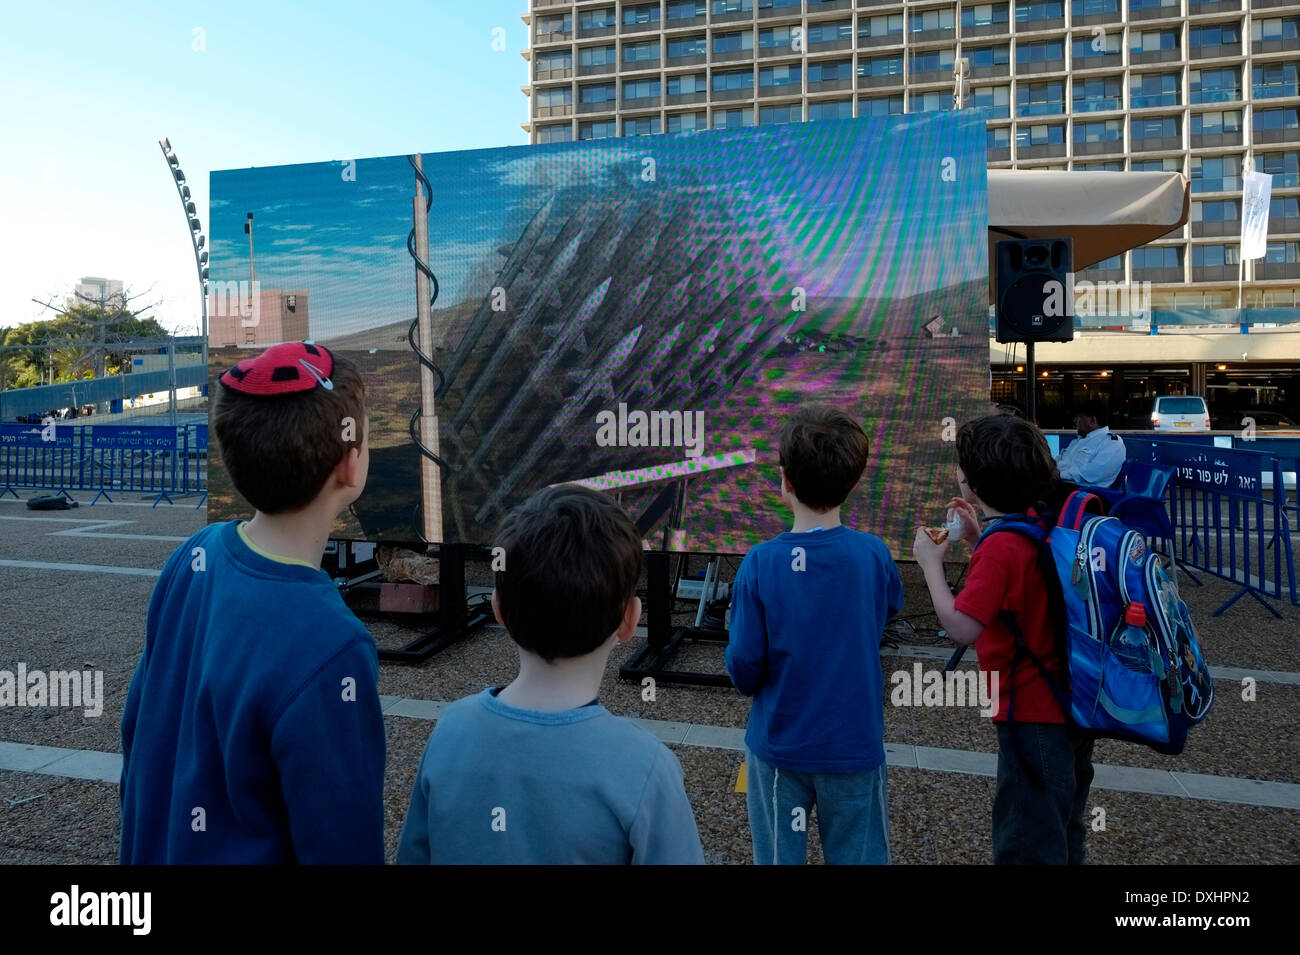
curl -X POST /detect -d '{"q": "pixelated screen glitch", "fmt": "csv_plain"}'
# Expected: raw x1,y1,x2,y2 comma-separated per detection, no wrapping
206,111,991,558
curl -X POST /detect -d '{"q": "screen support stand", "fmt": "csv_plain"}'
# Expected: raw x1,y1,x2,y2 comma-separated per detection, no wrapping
619,478,732,688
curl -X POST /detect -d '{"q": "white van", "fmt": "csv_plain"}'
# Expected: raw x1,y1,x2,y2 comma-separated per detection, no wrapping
1150,395,1211,432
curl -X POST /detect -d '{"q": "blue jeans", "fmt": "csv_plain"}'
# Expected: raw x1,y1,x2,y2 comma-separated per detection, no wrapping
745,750,890,865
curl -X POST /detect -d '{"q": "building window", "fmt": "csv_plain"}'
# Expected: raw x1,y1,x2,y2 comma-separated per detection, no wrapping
1254,107,1300,135
1188,24,1240,50
862,95,904,117
856,57,901,79
1130,30,1178,54
1130,0,1178,11
537,14,571,36
1264,241,1300,264
808,99,853,121
579,45,616,67
860,14,904,39
1188,67,1241,104
1252,18,1300,43
622,78,661,100
1017,39,1064,65
667,73,708,94
813,59,856,81
1132,116,1178,140
1258,151,1300,189
1132,157,1180,172
759,64,801,87
1015,0,1063,23
1075,162,1123,171
666,111,708,132
667,35,707,58
1190,110,1241,135
1071,0,1118,15
973,85,1011,118
1133,247,1181,270
713,0,753,13
1192,199,1241,222
624,40,660,63
537,124,572,143
579,8,616,30
667,1,706,19
808,20,852,43
1074,119,1122,142
1017,123,1064,146
580,82,617,104
536,51,572,72
1253,63,1300,100
757,0,801,8
759,26,796,49
535,86,572,108
988,126,1012,150
1130,72,1180,109
961,4,1009,29
713,107,755,129
912,91,950,112
1073,76,1122,112
911,49,956,74
1072,34,1121,60
909,8,956,33
760,104,802,123
624,117,662,136
1190,154,1242,193
579,120,618,139
968,45,1010,69
712,69,753,92
1016,81,1064,117
623,4,660,26
1191,245,1239,268
1269,196,1300,220
714,31,754,53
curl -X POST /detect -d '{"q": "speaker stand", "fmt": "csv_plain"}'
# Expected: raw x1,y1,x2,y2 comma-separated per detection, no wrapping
1025,340,1037,425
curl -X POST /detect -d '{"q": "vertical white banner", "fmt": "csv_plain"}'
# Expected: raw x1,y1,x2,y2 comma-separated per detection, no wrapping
1240,170,1273,261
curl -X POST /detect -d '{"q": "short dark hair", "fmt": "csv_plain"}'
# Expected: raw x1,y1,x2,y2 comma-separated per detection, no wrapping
213,351,366,514
777,404,869,511
1074,399,1108,425
494,484,643,662
955,414,1056,514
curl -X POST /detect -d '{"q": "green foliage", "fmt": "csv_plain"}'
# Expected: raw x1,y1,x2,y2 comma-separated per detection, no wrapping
1,306,170,389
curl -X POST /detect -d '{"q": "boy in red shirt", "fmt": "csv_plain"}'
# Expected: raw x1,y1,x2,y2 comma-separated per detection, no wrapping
913,414,1094,864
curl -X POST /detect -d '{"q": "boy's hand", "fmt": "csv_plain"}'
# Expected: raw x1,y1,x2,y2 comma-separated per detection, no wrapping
912,525,950,569
945,497,981,548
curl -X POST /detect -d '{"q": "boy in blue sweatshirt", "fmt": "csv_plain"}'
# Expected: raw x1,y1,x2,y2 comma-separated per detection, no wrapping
397,484,703,865
119,342,385,864
726,403,902,865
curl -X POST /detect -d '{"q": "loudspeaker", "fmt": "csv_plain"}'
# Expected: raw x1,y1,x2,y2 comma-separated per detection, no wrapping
995,238,1074,344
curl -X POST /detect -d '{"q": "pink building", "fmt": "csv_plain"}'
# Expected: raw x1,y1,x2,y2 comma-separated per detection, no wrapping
207,285,309,348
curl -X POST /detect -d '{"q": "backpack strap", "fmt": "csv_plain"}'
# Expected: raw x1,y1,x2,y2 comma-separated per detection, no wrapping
1059,490,1103,531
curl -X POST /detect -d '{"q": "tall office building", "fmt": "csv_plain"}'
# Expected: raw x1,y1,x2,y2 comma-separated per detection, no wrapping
520,0,1299,309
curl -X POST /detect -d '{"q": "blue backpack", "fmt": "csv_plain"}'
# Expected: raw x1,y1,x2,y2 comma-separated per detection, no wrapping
981,491,1214,755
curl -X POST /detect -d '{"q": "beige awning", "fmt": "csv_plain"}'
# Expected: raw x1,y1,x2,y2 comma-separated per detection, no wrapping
987,169,1190,302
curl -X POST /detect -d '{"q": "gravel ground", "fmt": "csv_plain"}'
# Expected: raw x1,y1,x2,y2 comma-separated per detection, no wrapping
2,501,1299,864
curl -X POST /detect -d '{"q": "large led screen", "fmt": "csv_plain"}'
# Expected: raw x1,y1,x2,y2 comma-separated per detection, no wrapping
207,111,990,556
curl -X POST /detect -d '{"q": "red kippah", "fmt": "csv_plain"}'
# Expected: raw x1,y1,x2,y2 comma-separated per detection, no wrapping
219,341,335,396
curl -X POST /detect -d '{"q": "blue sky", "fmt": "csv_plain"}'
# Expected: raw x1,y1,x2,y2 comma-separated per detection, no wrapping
0,0,530,334
208,111,988,341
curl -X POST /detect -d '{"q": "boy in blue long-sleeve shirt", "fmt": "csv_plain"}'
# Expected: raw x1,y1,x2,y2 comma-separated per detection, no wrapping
120,342,385,864
726,404,902,865
397,484,703,865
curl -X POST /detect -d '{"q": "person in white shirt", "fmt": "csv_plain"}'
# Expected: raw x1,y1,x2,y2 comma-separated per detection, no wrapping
1054,401,1126,488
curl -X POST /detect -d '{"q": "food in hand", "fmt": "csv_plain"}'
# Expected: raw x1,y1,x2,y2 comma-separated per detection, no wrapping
923,526,949,545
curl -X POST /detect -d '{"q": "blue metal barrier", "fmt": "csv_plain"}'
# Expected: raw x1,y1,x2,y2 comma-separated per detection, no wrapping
192,425,208,508
1128,439,1297,616
0,423,84,500
85,426,182,507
